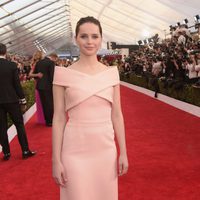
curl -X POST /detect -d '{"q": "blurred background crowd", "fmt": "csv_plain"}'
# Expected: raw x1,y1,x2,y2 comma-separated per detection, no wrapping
118,26,200,90
6,23,200,93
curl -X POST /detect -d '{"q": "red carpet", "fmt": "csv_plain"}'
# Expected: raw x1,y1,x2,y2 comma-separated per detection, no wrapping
1,85,200,200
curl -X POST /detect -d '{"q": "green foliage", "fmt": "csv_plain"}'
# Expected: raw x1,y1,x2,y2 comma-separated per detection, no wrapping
7,80,35,127
120,74,200,107
21,80,35,108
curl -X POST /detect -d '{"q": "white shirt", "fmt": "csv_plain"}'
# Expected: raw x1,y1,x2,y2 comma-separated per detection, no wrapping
178,35,186,45
152,61,162,76
186,63,197,79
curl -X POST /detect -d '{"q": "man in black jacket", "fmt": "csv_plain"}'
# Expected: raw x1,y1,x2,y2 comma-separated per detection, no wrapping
33,53,57,126
0,43,36,160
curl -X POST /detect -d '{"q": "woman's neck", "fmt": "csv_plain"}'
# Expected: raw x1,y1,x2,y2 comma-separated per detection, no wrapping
78,55,99,68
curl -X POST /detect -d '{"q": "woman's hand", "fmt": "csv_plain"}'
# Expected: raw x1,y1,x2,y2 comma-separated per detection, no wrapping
52,161,67,187
118,154,129,176
37,72,43,78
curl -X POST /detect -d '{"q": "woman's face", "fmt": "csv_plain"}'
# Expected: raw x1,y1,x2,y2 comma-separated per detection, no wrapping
76,22,102,56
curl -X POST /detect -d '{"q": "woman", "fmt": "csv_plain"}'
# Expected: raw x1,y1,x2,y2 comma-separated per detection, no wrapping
52,16,128,200
29,50,45,124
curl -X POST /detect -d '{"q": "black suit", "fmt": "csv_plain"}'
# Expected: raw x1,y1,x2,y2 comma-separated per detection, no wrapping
33,57,55,124
0,58,29,154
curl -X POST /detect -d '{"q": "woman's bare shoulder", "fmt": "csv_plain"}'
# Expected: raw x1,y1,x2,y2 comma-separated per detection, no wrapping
66,62,80,70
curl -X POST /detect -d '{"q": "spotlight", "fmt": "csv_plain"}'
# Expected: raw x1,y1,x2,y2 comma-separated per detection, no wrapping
194,15,200,22
183,18,188,24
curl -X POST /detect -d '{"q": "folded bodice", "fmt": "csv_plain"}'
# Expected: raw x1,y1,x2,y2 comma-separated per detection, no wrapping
53,66,120,122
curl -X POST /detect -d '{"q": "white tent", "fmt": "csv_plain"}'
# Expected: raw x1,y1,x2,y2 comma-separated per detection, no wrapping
0,0,199,55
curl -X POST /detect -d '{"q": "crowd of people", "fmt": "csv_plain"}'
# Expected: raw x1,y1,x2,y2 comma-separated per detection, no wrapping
119,25,200,96
6,30,200,103
5,53,73,82
2,25,200,103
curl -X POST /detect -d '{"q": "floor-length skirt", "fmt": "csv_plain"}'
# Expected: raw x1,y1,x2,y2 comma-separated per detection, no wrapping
35,90,45,124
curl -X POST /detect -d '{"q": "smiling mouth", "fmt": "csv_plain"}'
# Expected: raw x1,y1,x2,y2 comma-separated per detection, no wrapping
85,47,94,50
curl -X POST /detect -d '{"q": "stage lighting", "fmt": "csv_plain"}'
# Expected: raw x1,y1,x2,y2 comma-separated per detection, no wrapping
111,42,116,49
194,15,200,22
183,19,188,24
107,41,116,49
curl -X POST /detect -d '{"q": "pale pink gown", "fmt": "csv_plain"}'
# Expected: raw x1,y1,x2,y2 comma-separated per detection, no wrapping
53,66,120,200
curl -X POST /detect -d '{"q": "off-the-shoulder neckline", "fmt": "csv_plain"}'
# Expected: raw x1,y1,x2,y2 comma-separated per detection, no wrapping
65,66,117,77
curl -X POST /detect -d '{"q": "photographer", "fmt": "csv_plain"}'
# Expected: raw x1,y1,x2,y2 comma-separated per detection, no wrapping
151,56,163,97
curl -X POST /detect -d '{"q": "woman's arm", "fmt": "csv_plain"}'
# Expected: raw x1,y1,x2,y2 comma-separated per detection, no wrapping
29,69,43,79
111,84,129,176
52,85,67,186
